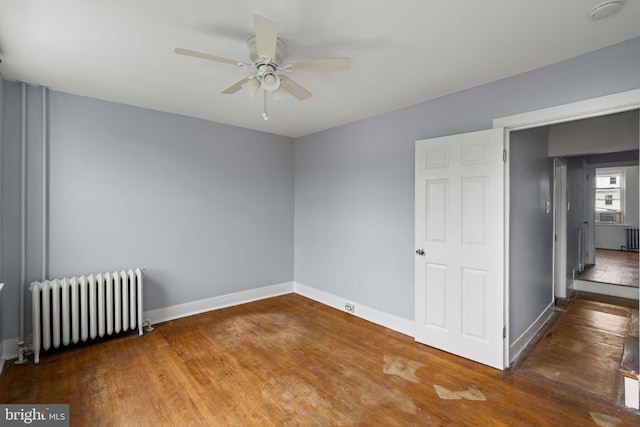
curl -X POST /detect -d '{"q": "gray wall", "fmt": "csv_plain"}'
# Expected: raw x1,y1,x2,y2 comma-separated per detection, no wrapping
624,166,639,227
294,37,640,320
1,86,295,340
1,79,22,342
549,110,639,157
508,128,554,342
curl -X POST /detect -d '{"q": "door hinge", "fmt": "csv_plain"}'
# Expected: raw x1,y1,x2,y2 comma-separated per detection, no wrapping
503,150,507,163
503,326,506,339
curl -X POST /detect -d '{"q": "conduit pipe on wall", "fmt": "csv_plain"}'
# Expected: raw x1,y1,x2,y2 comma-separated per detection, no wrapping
19,82,27,342
41,86,48,281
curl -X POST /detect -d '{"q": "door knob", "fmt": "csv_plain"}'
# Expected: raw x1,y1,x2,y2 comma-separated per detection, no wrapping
415,249,425,256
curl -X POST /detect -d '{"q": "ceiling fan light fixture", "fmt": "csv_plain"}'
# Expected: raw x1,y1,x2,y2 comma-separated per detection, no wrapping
241,77,261,97
261,72,281,92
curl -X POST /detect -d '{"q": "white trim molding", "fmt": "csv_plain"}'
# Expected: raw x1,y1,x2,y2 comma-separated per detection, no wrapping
624,377,639,410
144,281,294,325
494,88,640,131
145,281,415,337
509,302,555,363
294,282,415,337
1,337,20,369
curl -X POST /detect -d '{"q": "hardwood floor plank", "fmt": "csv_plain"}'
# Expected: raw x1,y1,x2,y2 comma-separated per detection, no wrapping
1,293,638,425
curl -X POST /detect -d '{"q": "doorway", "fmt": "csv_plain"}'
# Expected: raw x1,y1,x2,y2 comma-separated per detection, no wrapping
495,89,640,368
498,96,640,407
574,160,640,299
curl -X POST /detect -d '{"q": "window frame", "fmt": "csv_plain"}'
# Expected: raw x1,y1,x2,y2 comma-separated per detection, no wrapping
595,167,625,224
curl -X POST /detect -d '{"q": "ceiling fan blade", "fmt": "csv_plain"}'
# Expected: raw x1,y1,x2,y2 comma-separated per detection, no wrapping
282,57,350,73
175,48,250,68
273,86,289,101
253,15,278,60
279,76,311,100
221,76,254,94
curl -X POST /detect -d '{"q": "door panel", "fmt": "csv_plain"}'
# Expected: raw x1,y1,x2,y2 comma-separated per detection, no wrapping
415,128,504,370
462,177,487,245
425,264,447,328
426,180,448,242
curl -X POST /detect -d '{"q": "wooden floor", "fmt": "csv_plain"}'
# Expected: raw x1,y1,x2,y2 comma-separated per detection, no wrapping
516,292,638,407
1,294,640,426
578,249,639,288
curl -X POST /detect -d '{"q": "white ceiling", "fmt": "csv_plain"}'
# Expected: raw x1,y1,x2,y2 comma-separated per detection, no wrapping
0,1,639,138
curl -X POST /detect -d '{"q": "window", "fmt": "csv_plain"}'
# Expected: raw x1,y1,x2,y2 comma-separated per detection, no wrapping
595,168,624,224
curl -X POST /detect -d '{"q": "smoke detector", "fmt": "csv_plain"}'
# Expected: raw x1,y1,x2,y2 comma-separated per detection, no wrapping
588,1,625,20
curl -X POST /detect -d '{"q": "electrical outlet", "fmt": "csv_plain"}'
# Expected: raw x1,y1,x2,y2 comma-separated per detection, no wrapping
345,303,355,313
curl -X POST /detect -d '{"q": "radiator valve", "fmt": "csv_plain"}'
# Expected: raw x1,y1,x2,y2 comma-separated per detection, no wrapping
14,341,32,365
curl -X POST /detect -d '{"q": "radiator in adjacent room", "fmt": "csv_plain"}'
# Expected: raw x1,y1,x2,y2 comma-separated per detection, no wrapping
624,227,640,252
30,268,145,364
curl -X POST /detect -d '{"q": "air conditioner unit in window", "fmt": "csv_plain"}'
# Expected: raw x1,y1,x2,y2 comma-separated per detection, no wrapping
597,212,617,223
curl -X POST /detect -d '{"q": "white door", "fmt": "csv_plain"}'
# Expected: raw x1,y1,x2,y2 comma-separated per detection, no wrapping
415,128,505,370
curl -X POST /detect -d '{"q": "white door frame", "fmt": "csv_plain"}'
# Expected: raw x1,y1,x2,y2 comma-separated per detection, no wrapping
553,158,568,299
581,158,591,270
494,88,640,367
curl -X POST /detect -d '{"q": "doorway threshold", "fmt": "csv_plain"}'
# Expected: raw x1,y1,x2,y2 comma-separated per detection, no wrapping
573,279,639,300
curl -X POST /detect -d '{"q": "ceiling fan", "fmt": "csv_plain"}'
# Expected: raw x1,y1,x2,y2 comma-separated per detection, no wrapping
175,15,350,120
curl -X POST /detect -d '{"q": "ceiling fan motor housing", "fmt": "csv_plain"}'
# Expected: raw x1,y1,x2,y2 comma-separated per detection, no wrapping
247,36,286,66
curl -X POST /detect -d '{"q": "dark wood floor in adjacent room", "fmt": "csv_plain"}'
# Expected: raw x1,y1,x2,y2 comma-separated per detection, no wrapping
578,249,639,288
1,293,639,426
515,292,638,407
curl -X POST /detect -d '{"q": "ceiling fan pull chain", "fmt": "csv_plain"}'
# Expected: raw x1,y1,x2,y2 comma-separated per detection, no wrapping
262,89,269,121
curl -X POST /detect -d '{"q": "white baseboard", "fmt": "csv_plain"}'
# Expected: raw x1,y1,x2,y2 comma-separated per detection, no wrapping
509,302,555,363
144,281,295,325
2,337,19,360
1,337,20,371
293,282,415,337
573,280,639,300
624,377,640,410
